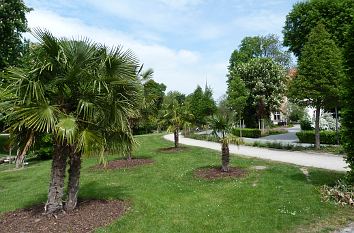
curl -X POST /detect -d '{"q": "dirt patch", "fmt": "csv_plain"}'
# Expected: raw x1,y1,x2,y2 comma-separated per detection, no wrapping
0,200,127,233
194,167,247,180
93,158,154,170
158,146,188,153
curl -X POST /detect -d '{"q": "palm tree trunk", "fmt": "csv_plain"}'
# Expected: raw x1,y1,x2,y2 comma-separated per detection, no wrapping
174,129,179,148
127,149,132,161
65,151,82,212
221,142,230,172
45,142,69,214
315,106,321,149
15,131,35,169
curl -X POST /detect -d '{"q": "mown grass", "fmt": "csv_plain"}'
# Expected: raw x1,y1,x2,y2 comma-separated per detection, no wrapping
0,134,352,233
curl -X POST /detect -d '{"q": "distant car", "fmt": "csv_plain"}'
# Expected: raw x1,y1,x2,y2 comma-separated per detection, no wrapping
277,121,287,126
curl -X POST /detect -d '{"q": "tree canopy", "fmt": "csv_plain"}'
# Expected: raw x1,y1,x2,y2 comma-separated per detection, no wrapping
283,0,354,58
229,34,291,70
228,58,286,127
288,24,344,109
288,24,344,149
0,0,31,70
186,85,217,126
342,23,354,182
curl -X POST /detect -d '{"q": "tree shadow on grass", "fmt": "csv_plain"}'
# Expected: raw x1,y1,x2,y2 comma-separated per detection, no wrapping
287,168,346,187
79,181,130,201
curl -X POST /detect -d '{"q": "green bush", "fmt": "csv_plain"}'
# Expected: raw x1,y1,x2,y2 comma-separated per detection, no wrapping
296,130,339,144
0,134,10,155
300,118,313,130
231,128,262,138
31,133,53,160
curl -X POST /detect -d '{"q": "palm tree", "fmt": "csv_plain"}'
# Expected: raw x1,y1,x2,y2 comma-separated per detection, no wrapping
209,114,242,172
1,29,142,213
160,93,193,148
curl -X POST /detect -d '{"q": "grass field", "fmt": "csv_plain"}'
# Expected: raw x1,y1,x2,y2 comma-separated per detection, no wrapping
0,134,352,232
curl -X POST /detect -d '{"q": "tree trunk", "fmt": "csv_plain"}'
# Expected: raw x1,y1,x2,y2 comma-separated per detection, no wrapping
239,119,243,138
315,106,321,149
45,142,69,214
15,131,35,169
221,142,230,172
335,106,339,145
174,129,179,148
65,151,82,212
127,149,132,161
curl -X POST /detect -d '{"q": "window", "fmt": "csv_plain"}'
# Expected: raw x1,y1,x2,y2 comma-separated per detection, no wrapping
274,112,281,121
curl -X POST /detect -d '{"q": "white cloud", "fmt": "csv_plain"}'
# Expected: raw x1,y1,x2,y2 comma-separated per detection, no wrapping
25,9,227,97
232,11,285,34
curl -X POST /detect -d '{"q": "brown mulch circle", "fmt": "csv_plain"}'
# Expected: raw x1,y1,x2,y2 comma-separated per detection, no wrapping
93,158,154,170
0,200,127,233
158,146,188,153
194,167,247,180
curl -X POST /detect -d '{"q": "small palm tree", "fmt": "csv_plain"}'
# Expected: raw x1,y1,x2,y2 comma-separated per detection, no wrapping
160,95,193,148
209,114,242,172
1,29,142,213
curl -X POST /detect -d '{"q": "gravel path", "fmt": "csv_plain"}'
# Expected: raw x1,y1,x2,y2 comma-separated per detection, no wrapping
163,134,348,172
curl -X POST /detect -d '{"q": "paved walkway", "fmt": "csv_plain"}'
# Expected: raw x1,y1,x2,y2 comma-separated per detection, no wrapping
163,134,348,172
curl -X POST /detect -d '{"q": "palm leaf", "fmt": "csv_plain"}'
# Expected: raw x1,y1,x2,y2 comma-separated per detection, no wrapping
55,116,77,144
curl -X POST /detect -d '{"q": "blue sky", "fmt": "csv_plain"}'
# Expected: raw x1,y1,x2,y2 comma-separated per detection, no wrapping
24,0,299,99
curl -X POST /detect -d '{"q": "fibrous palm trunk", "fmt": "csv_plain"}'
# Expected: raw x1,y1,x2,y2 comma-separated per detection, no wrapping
65,151,82,211
174,129,179,148
15,131,34,169
315,106,321,149
221,142,230,172
45,142,69,214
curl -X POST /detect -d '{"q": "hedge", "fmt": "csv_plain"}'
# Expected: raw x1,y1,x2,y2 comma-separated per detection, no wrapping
296,130,339,144
231,128,262,138
188,133,219,142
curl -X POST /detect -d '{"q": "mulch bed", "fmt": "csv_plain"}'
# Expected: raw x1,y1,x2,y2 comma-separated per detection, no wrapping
158,146,188,153
93,158,154,170
194,167,247,180
0,200,127,233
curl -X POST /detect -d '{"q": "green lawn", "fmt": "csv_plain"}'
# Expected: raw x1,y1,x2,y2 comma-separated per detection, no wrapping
0,134,352,232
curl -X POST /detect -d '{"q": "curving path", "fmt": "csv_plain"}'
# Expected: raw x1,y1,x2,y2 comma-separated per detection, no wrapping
163,134,348,172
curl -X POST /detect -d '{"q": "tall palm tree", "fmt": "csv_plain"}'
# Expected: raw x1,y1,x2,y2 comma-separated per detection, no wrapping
0,29,142,213
209,114,242,172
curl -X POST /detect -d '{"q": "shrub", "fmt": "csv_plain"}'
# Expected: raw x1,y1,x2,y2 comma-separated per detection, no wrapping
300,117,313,130
231,128,262,138
31,133,53,160
296,130,339,144
0,134,10,154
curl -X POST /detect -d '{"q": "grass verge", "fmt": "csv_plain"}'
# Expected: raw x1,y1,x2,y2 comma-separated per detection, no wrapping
0,134,352,233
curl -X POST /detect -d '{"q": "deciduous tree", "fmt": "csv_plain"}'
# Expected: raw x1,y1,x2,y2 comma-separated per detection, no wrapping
283,0,354,58
0,0,31,70
342,23,354,182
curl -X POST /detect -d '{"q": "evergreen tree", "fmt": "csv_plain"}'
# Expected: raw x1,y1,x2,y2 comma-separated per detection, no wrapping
187,85,216,126
289,24,344,149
